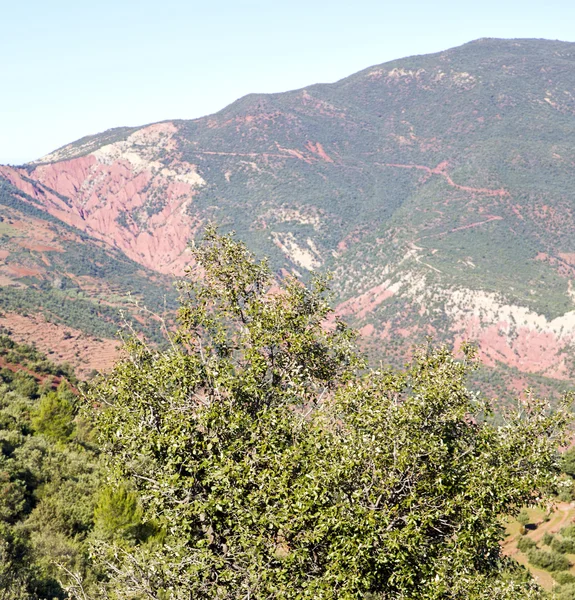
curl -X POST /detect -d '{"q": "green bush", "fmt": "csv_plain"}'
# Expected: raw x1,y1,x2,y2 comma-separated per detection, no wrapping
32,389,75,442
553,571,575,585
542,532,554,546
517,510,530,526
552,537,575,554
562,448,575,478
527,548,570,572
556,583,575,600
0,331,100,597
517,536,537,552
93,486,145,542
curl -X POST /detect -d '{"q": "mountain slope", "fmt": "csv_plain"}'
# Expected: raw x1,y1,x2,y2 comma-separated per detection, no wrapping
3,37,575,392
0,177,177,375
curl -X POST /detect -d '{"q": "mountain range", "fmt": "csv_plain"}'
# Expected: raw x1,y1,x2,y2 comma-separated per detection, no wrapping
2,37,575,397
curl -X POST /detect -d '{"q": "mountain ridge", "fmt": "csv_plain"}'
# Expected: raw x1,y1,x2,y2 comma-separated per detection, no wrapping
2,37,575,394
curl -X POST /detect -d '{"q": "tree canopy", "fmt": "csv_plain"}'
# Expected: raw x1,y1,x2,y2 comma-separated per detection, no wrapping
80,226,572,599
0,334,100,599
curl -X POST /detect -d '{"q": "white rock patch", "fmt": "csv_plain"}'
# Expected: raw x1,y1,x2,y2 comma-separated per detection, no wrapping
271,232,322,270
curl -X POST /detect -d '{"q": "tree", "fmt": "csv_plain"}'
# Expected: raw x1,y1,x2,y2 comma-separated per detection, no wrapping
32,383,76,442
82,226,572,599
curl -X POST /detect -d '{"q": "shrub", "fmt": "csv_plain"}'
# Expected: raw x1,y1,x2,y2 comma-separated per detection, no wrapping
32,390,75,442
93,486,145,542
553,572,575,585
562,448,575,478
517,510,530,526
527,548,570,572
552,538,575,554
542,532,554,546
517,536,537,552
556,583,575,600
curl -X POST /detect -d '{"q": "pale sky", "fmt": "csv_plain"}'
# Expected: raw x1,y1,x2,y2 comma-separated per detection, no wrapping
1,0,574,164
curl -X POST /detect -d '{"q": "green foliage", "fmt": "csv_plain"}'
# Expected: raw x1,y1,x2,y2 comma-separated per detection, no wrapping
561,525,575,539
0,333,101,597
32,385,76,442
555,583,575,600
94,486,144,542
527,548,570,572
553,572,575,585
543,532,555,546
517,536,538,552
552,538,575,555
559,490,575,503
562,448,575,479
518,510,531,526
81,228,570,599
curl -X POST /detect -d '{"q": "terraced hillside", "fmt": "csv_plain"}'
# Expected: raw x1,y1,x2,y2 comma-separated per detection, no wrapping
2,37,575,394
0,178,177,376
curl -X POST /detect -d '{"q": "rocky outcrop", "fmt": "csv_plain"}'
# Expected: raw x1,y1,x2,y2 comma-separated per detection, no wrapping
4,123,205,274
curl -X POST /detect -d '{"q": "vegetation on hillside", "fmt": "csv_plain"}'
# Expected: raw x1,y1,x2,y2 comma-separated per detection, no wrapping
4,37,575,596
8,39,575,398
67,228,572,599
0,228,573,598
0,332,100,598
0,177,177,345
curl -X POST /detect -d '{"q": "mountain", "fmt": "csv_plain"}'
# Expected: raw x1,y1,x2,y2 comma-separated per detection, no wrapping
2,37,575,393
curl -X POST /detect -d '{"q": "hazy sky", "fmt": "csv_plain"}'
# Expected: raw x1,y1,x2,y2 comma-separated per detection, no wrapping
2,0,574,164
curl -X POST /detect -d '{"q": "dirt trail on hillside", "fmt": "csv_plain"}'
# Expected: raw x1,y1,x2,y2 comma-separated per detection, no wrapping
415,216,504,241
187,143,335,164
541,502,575,537
376,161,509,197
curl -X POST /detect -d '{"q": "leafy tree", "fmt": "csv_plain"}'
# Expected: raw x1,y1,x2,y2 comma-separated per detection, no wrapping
82,227,572,599
32,384,76,442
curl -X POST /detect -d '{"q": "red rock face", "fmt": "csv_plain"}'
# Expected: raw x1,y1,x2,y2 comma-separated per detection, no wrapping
336,282,396,320
453,316,573,380
2,124,205,274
